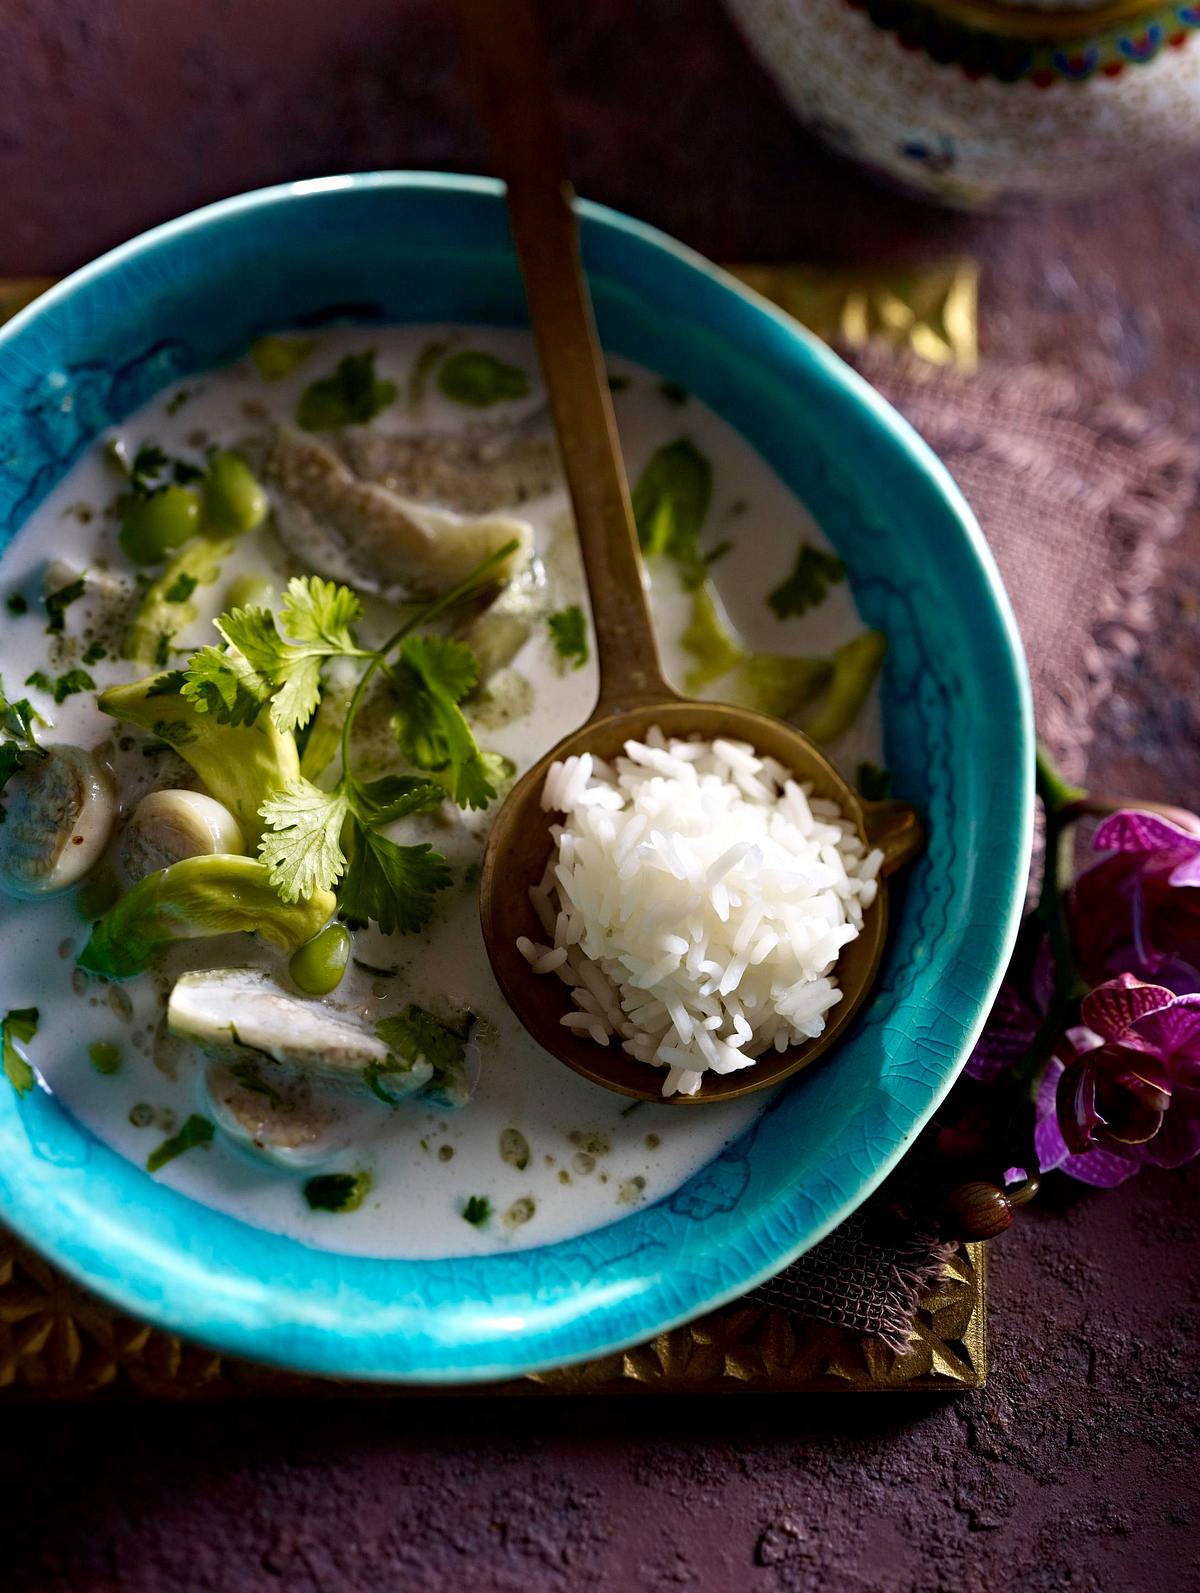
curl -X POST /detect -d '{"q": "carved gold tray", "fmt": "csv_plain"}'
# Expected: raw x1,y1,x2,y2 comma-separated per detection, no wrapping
0,264,982,1397
0,1230,985,1397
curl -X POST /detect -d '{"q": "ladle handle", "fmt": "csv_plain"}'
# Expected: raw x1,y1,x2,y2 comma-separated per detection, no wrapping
455,0,674,714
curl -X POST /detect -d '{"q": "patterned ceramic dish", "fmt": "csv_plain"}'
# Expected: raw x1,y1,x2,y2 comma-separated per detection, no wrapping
0,174,1032,1382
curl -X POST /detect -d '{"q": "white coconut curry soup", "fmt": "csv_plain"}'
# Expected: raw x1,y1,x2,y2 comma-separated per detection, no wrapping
0,326,884,1258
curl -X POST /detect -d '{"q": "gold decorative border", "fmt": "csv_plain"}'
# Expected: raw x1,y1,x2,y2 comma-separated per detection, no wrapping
0,1230,984,1397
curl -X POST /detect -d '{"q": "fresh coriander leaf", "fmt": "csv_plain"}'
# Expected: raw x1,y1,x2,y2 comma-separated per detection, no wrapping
46,669,95,705
279,575,362,652
631,439,713,591
153,632,172,668
548,605,589,669
146,1113,214,1173
171,459,204,485
82,641,107,665
6,592,27,616
258,779,351,901
2,1006,38,1096
339,826,451,937
182,645,272,726
303,1170,371,1213
296,351,396,431
0,676,47,748
462,1195,491,1226
352,775,445,826
164,572,199,604
391,635,495,809
24,670,53,694
436,350,530,408
215,607,323,732
376,1005,467,1081
768,542,845,620
659,379,688,405
856,761,891,802
44,576,87,635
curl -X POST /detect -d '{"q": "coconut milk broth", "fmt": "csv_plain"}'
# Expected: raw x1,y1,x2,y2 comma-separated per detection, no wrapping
0,325,881,1259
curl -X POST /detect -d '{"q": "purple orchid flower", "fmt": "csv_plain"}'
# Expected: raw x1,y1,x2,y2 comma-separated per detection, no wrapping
1070,809,1200,994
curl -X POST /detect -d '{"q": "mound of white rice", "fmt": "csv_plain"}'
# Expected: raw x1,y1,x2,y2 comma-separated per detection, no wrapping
517,728,883,1097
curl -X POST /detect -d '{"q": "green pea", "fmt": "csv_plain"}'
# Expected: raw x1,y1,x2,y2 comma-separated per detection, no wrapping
289,923,352,995
203,450,268,534
89,1041,121,1076
119,485,203,565
224,573,274,611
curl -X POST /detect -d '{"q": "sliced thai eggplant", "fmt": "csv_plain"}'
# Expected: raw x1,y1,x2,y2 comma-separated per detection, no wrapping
0,745,116,898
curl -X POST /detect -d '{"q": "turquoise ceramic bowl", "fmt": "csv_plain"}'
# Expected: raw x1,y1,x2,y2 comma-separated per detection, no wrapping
0,174,1032,1381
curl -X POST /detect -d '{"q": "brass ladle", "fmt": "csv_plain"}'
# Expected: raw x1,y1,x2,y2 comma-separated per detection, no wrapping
458,0,923,1103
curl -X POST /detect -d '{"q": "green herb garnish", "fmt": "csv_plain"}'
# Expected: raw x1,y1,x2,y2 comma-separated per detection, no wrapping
375,1006,468,1097
2,1007,38,1096
768,543,845,620
180,551,512,937
304,1170,371,1213
82,642,107,665
856,762,891,802
632,439,714,591
547,605,589,669
436,350,530,408
26,668,96,705
6,593,27,616
296,351,396,430
146,1113,214,1173
462,1195,491,1226
43,576,87,635
164,572,199,604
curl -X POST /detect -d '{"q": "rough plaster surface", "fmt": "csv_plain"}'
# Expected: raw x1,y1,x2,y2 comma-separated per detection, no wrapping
1,3,1198,1588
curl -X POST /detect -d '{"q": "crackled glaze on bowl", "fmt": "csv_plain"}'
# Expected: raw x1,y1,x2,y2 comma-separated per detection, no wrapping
0,174,1032,1380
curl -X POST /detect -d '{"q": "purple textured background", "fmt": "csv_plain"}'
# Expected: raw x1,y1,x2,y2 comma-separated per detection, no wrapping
2,4,1199,1589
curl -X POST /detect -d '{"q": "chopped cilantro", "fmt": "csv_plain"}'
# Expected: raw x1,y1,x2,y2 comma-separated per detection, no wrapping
164,388,193,416
390,634,496,808
130,444,168,492
376,1005,468,1098
170,459,204,486
436,350,530,408
2,1006,38,1096
768,542,845,620
153,632,172,668
856,761,892,802
548,605,589,669
163,572,199,604
631,439,714,591
296,351,396,431
462,1195,491,1226
82,642,107,666
303,1171,371,1213
26,668,96,705
44,576,87,635
146,1113,214,1173
6,592,27,616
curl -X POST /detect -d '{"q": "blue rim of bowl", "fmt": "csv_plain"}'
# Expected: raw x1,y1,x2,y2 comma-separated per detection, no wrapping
0,173,1034,1382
